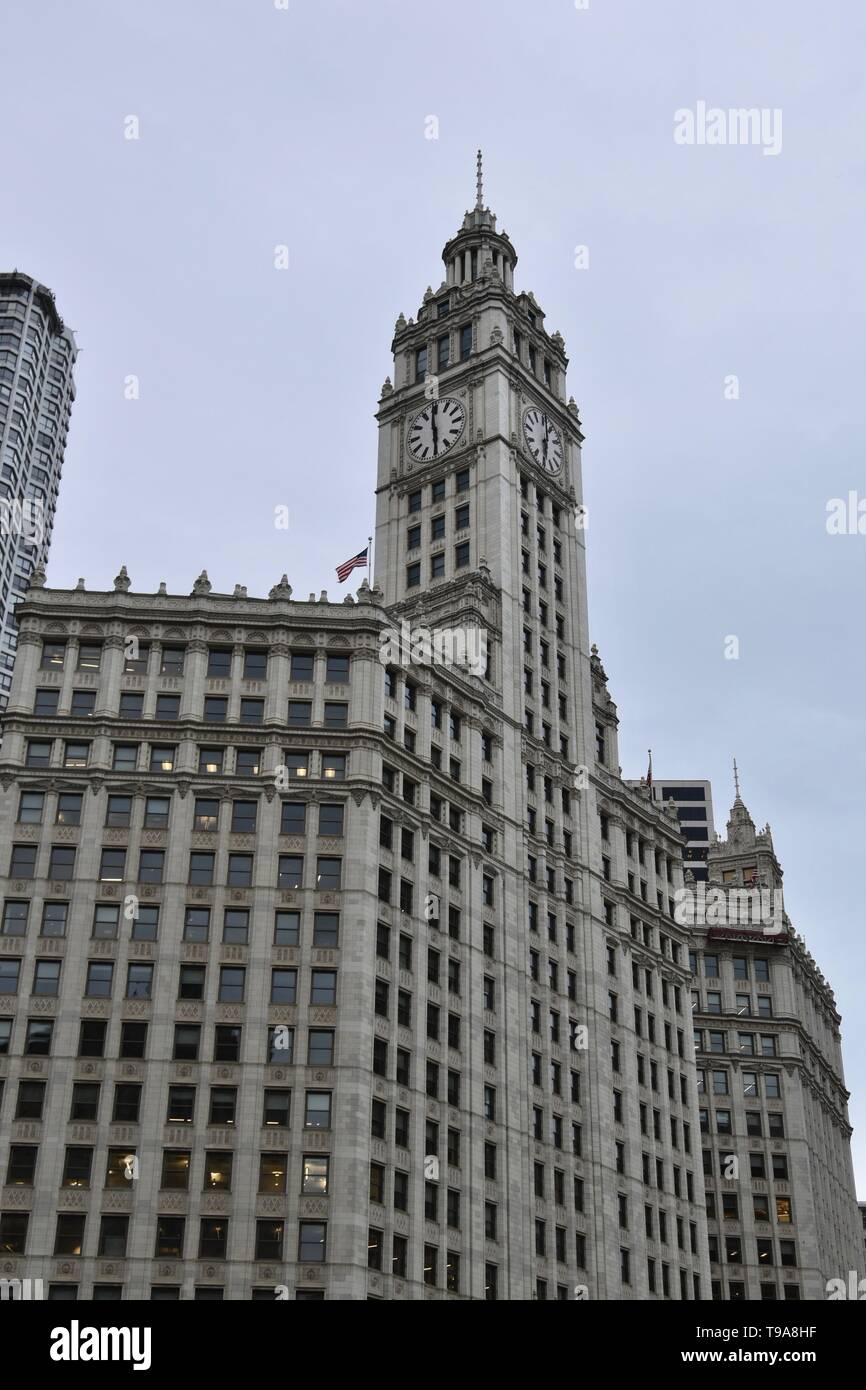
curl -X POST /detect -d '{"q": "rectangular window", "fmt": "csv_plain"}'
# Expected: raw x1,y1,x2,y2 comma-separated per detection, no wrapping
198,747,224,774
17,795,44,822
92,905,119,940
223,909,249,943
215,1026,241,1062
315,857,342,890
189,853,215,886
61,1146,93,1189
323,702,348,729
159,647,185,675
322,753,346,781
120,1022,147,1058
280,801,306,835
218,966,245,1003
236,748,262,775
41,640,67,668
198,1219,228,1259
273,910,300,946
270,969,297,1004
77,644,102,672
126,964,153,999
313,912,339,947
227,853,253,887
311,970,337,1005
26,740,52,768
207,648,232,678
257,1152,286,1195
243,649,268,680
112,744,138,772
326,654,350,684
54,1215,85,1256
240,698,264,725
278,855,303,889
63,741,90,769
138,850,165,884
155,693,180,720
287,700,312,727
209,1087,238,1126
318,803,344,837
106,795,132,828
183,907,210,942
304,1091,332,1129
55,794,82,827
84,962,113,998
1,900,29,936
230,799,257,834
135,799,166,835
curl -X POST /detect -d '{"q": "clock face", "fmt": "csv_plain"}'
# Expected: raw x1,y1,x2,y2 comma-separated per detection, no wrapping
523,407,563,475
407,397,466,461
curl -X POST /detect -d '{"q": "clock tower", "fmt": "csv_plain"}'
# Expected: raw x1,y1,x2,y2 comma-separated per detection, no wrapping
373,152,592,755
369,156,709,1299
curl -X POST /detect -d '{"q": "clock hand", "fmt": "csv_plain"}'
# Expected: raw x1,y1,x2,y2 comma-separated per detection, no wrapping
430,401,439,451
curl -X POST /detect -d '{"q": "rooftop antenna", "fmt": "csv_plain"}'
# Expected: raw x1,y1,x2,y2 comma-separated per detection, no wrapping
733,757,741,799
476,149,484,210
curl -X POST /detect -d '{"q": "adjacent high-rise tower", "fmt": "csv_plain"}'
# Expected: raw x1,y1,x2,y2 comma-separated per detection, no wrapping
650,780,715,882
0,272,76,711
690,784,862,1299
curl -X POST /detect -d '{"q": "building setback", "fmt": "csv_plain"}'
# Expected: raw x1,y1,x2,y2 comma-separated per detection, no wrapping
0,170,860,1299
0,272,76,712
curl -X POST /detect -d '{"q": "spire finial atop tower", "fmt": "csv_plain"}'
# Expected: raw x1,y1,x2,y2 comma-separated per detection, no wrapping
733,757,741,800
475,148,483,210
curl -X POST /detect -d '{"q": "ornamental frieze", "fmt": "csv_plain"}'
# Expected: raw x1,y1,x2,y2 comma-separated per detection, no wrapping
200,1192,231,1216
102,1190,133,1211
57,1189,88,1209
1,1186,31,1208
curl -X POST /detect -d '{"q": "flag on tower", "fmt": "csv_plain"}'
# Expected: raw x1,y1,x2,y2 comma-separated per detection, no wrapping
336,546,368,583
646,750,653,788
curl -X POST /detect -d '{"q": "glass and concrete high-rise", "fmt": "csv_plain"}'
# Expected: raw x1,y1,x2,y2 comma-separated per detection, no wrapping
0,272,77,712
0,165,859,1302
650,780,715,882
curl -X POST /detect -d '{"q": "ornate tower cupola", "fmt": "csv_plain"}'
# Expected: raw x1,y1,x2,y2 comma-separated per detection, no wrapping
440,150,517,289
706,760,785,897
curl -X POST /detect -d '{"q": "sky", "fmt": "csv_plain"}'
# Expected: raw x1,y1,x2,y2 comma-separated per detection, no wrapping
2,0,865,1189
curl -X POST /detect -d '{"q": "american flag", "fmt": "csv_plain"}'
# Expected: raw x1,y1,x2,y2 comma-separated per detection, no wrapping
336,545,368,583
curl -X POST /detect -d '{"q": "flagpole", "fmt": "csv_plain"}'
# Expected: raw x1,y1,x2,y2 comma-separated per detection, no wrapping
368,533,373,586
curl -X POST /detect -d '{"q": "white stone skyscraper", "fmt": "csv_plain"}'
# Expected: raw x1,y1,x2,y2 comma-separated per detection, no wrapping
0,166,860,1301
0,272,77,712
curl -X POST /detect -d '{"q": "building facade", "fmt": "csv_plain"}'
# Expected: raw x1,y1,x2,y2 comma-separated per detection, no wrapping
0,173,859,1300
688,792,863,1299
0,272,77,712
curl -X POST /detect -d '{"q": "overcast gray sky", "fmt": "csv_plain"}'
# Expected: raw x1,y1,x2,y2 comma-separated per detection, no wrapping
3,0,865,1189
